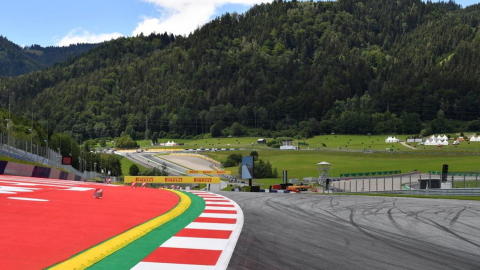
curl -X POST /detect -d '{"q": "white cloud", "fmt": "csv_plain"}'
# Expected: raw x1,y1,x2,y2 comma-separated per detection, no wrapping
133,0,269,37
56,28,123,47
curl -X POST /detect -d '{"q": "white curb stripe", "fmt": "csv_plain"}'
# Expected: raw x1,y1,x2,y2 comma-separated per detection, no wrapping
133,191,243,270
132,262,215,270
214,195,244,270
205,202,234,205
161,237,228,250
199,213,238,219
185,222,236,231
204,206,236,211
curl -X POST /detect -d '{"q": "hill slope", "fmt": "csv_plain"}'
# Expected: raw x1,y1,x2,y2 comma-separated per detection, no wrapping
1,0,480,140
0,36,47,76
0,36,98,77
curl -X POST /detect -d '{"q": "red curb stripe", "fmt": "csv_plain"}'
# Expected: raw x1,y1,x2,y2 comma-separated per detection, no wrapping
203,209,237,214
205,204,234,207
194,217,237,224
175,229,232,239
204,199,230,202
142,247,222,265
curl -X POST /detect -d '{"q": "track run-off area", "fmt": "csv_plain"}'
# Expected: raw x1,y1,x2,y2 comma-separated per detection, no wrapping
0,175,243,269
223,192,480,270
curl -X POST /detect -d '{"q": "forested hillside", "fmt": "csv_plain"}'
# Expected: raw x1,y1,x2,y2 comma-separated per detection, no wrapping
24,43,99,68
0,37,97,77
1,0,480,142
0,36,47,76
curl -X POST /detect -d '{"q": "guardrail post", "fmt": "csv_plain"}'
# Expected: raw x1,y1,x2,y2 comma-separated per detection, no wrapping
409,175,411,190
464,171,466,188
476,170,478,188
369,178,371,192
392,176,394,190
400,175,402,190
356,179,358,192
344,181,346,192
383,177,385,191
451,174,454,188
362,178,365,191
349,180,351,192
376,177,378,191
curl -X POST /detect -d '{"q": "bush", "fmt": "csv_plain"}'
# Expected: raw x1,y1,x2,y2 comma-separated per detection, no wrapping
223,158,237,167
227,153,243,164
129,164,139,176
115,135,138,148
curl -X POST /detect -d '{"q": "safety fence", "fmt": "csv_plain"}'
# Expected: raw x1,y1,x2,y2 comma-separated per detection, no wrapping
340,170,401,177
329,172,480,192
0,132,93,180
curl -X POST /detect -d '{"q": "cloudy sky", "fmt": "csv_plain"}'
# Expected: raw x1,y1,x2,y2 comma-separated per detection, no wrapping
0,0,478,47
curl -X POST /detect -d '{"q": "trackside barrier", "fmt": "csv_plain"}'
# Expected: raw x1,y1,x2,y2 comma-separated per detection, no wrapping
0,160,85,181
169,153,221,165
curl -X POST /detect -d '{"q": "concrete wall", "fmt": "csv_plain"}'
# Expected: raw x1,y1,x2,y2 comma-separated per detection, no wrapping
0,160,84,181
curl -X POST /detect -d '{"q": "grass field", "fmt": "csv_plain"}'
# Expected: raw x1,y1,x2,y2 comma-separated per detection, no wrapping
453,180,480,188
130,135,480,188
134,134,480,154
136,137,271,150
120,156,147,176
206,150,480,178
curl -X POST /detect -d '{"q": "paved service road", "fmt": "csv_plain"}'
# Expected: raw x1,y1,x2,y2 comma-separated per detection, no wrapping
222,193,480,270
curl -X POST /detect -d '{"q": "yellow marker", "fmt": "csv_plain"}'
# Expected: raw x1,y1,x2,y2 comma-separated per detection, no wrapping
50,190,190,270
124,176,220,184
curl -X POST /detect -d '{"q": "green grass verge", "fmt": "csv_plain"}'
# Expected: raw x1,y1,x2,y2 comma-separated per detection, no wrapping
87,191,205,270
136,137,271,150
453,180,480,188
331,193,480,201
135,134,480,153
204,150,480,179
120,156,147,176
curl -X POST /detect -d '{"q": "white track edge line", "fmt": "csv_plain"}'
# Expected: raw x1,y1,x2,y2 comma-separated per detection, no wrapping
214,195,244,270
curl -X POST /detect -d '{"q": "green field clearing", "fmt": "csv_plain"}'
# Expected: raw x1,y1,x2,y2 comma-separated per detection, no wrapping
134,135,480,153
205,150,480,180
136,137,271,150
130,135,480,188
120,156,147,176
453,180,480,188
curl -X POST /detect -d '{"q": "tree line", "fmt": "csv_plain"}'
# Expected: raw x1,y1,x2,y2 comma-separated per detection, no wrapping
1,0,480,141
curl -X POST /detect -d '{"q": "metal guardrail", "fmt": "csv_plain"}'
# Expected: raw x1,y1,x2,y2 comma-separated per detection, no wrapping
356,189,480,196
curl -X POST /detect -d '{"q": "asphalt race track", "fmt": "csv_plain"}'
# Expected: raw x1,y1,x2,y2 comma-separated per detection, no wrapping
222,193,480,270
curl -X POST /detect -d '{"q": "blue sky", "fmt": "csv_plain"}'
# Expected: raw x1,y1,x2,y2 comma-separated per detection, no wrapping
0,0,478,47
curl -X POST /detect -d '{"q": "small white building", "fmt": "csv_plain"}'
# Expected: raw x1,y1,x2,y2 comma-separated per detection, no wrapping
425,135,449,146
280,139,297,150
165,141,177,146
470,135,480,142
385,136,400,143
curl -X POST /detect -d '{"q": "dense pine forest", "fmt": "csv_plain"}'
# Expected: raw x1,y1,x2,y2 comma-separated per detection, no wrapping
1,0,480,143
0,36,97,77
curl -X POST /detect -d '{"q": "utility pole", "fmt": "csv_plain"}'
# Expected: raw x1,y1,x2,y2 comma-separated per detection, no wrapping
145,116,148,140
7,92,11,146
30,100,33,153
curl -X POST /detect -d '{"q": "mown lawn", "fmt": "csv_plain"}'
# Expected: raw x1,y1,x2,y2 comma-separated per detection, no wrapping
120,156,147,176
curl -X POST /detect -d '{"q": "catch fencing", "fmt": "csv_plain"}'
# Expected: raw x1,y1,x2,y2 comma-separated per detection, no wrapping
329,172,480,193
0,132,94,180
